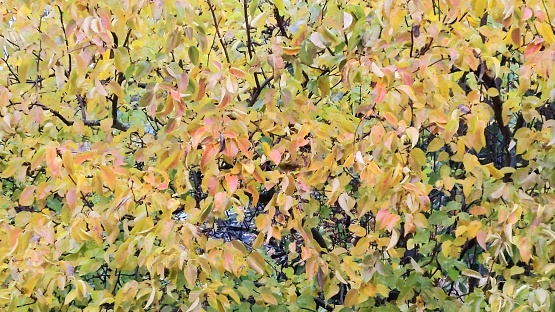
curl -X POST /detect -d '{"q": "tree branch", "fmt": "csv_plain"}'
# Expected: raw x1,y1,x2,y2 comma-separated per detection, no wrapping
207,0,230,63
32,95,129,132
243,0,261,89
1,57,20,83
247,75,273,107
57,5,71,76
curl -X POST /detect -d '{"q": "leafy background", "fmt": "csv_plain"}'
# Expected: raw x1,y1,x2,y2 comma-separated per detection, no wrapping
1,0,555,311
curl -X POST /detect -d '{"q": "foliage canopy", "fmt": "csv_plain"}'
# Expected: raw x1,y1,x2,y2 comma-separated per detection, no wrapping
1,0,555,311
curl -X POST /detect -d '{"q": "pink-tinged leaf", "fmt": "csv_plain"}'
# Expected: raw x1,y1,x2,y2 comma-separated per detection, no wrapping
223,139,239,158
476,230,487,250
36,182,52,200
229,67,246,78
201,144,219,169
67,188,77,209
95,78,108,96
524,41,543,59
195,78,207,101
383,112,398,126
212,60,222,71
522,7,533,20
269,149,282,165
19,185,36,206
223,250,236,275
170,89,180,101
146,167,169,190
178,72,189,93
74,151,95,165
469,206,486,216
268,54,284,71
518,236,532,263
218,92,231,108
371,124,385,145
176,99,185,118
207,176,219,195
225,174,239,194
376,208,400,232
213,192,227,213
236,138,253,158
46,146,61,177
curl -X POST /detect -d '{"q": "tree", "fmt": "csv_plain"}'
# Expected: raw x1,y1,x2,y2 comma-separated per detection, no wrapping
1,0,555,310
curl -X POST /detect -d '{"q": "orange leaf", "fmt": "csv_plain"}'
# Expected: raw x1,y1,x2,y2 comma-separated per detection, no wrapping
224,175,239,194
269,149,281,165
100,166,116,190
19,185,36,206
67,188,77,209
229,67,246,78
213,192,227,213
376,208,400,232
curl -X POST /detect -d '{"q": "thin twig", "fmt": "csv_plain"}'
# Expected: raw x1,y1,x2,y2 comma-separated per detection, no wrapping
1,57,20,83
247,75,273,107
35,14,44,94
207,0,230,63
57,6,71,76
243,0,261,89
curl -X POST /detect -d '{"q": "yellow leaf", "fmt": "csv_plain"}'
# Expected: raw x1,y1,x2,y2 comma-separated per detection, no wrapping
466,220,482,239
536,22,555,44
471,0,487,17
100,166,116,190
405,127,419,148
19,185,36,206
274,0,285,15
397,85,417,102
427,137,444,152
344,289,359,307
461,269,482,279
455,225,467,237
261,292,277,305
1,162,18,178
247,251,265,275
144,285,156,309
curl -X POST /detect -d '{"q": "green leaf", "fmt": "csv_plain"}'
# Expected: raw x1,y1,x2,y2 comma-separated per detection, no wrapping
188,46,200,66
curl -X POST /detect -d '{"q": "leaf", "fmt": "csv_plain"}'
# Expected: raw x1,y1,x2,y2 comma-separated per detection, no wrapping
144,285,156,309
188,46,200,66
247,251,265,275
461,269,482,279
100,166,116,190
344,289,359,307
376,208,400,231
536,22,555,44
274,0,285,16
2,162,18,178
19,185,36,206
343,12,354,29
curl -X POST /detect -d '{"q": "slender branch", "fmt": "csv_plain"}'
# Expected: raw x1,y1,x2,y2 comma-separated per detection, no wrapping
274,6,289,38
31,97,129,132
207,0,230,63
542,0,553,28
243,0,261,89
1,57,20,83
243,0,254,59
110,72,130,131
314,297,333,311
247,75,273,107
30,102,73,126
34,14,44,94
122,28,132,48
57,6,72,76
